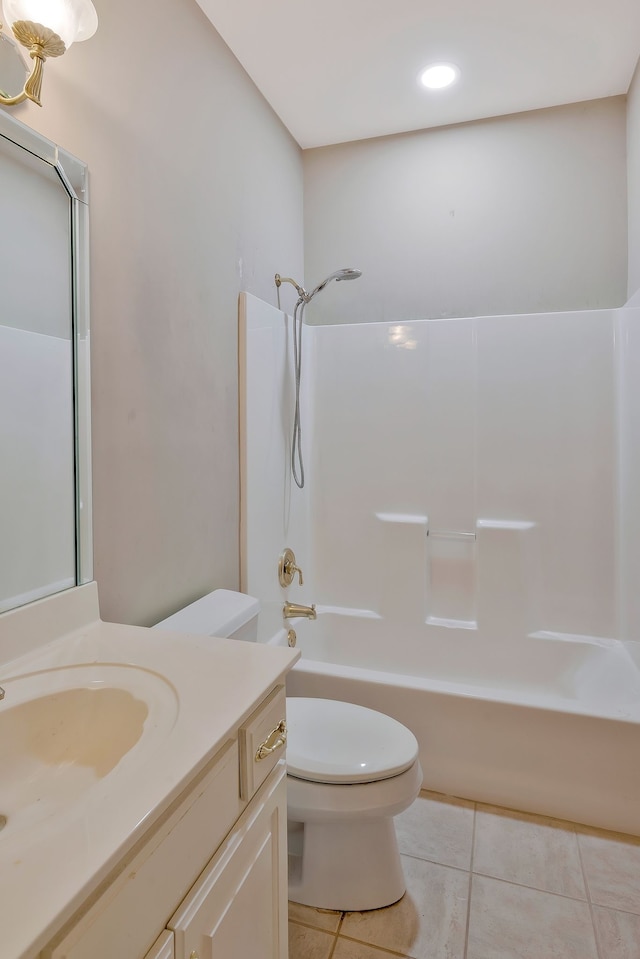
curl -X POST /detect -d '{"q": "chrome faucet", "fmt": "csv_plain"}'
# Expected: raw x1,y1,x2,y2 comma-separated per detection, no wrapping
283,601,317,621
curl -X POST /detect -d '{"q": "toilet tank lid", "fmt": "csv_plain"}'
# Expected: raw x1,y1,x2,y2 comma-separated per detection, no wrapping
153,589,260,637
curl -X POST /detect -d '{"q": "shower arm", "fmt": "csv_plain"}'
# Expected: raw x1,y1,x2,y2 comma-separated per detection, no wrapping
275,274,308,302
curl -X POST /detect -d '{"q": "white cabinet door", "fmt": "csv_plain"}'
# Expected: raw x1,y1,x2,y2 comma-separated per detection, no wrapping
169,764,288,959
143,931,174,959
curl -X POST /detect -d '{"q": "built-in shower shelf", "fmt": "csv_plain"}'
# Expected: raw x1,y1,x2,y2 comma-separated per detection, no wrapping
375,512,428,525
477,519,536,531
529,629,617,647
427,529,476,540
426,616,478,630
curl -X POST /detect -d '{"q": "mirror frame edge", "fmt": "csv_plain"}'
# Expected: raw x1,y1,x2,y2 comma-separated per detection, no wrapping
0,109,93,592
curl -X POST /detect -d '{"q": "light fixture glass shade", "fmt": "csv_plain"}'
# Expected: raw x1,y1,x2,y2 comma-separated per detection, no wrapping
2,0,98,48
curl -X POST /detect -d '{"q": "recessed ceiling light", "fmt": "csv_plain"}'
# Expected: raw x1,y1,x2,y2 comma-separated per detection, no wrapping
419,63,460,90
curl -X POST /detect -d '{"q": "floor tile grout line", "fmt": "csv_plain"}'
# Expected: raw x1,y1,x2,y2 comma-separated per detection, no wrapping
288,917,342,935
326,928,340,959
468,868,595,904
399,851,475,875
585,902,640,919
334,932,416,957
575,825,604,959
463,802,478,959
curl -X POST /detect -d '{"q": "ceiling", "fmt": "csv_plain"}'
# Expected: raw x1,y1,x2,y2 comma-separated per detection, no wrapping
195,0,640,150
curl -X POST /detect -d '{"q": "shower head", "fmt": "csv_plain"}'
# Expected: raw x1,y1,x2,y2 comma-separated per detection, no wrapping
275,268,362,304
307,268,362,300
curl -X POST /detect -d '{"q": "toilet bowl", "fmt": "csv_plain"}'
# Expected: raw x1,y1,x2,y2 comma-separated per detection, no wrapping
154,590,423,912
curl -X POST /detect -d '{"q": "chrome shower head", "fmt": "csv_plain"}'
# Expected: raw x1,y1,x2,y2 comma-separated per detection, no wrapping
275,268,362,304
307,268,362,300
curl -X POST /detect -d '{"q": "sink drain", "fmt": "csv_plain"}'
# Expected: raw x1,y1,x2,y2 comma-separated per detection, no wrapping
0,815,7,832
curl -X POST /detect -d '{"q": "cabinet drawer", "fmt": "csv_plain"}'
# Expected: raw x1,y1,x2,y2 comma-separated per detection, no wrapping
239,685,287,800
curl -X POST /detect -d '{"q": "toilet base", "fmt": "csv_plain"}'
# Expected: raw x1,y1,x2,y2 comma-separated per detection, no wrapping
288,816,406,912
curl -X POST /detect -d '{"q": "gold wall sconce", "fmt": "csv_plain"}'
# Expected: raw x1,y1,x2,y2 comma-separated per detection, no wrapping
0,0,97,107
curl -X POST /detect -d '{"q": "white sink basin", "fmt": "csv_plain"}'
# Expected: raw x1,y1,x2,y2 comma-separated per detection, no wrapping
0,664,179,840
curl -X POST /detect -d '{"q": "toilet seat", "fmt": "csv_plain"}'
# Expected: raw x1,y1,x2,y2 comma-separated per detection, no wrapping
286,697,419,784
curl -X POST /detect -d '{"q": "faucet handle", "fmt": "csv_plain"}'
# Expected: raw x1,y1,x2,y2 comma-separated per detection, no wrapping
278,548,304,587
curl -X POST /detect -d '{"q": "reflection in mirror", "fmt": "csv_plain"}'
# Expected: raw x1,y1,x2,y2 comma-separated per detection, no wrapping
0,30,27,99
0,113,92,614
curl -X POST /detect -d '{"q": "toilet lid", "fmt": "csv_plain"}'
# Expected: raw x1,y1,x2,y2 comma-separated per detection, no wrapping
286,698,419,784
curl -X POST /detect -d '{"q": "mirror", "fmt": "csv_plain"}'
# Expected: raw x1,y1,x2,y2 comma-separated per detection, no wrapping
0,111,92,614
0,30,27,100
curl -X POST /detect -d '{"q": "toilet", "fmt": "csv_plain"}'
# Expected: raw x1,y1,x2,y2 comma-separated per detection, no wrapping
286,696,422,911
154,589,423,912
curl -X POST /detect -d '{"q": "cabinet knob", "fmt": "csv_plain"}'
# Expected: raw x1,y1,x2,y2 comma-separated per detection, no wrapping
190,951,200,959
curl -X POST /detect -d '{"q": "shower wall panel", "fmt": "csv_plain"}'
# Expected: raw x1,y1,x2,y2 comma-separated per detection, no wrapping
311,310,617,644
239,293,313,640
617,304,640,663
476,311,616,639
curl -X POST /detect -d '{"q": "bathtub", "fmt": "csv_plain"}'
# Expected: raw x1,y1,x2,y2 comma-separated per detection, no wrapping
269,609,640,836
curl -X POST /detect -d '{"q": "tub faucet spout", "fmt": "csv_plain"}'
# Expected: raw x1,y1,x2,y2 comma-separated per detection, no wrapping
283,601,317,621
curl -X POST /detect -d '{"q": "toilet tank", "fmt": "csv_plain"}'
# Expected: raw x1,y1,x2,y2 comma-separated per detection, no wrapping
153,589,260,642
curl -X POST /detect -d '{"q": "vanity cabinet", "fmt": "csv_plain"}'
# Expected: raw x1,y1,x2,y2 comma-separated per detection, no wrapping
42,685,289,959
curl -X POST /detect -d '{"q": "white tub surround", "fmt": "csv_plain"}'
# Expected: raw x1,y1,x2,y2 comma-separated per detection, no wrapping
309,309,616,640
0,583,299,959
241,294,640,837
242,297,618,653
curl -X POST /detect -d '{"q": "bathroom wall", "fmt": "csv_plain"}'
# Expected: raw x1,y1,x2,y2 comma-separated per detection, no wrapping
7,0,304,625
310,310,617,644
628,59,640,298
303,98,628,325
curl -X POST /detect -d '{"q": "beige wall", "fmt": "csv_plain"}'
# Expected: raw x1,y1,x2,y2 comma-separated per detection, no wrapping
7,0,303,625
628,59,640,299
303,98,628,325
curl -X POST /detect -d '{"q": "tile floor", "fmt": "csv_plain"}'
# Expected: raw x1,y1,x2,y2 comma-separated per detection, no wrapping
288,791,640,959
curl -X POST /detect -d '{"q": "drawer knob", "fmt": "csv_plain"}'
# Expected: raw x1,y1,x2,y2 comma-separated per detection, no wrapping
255,720,287,761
